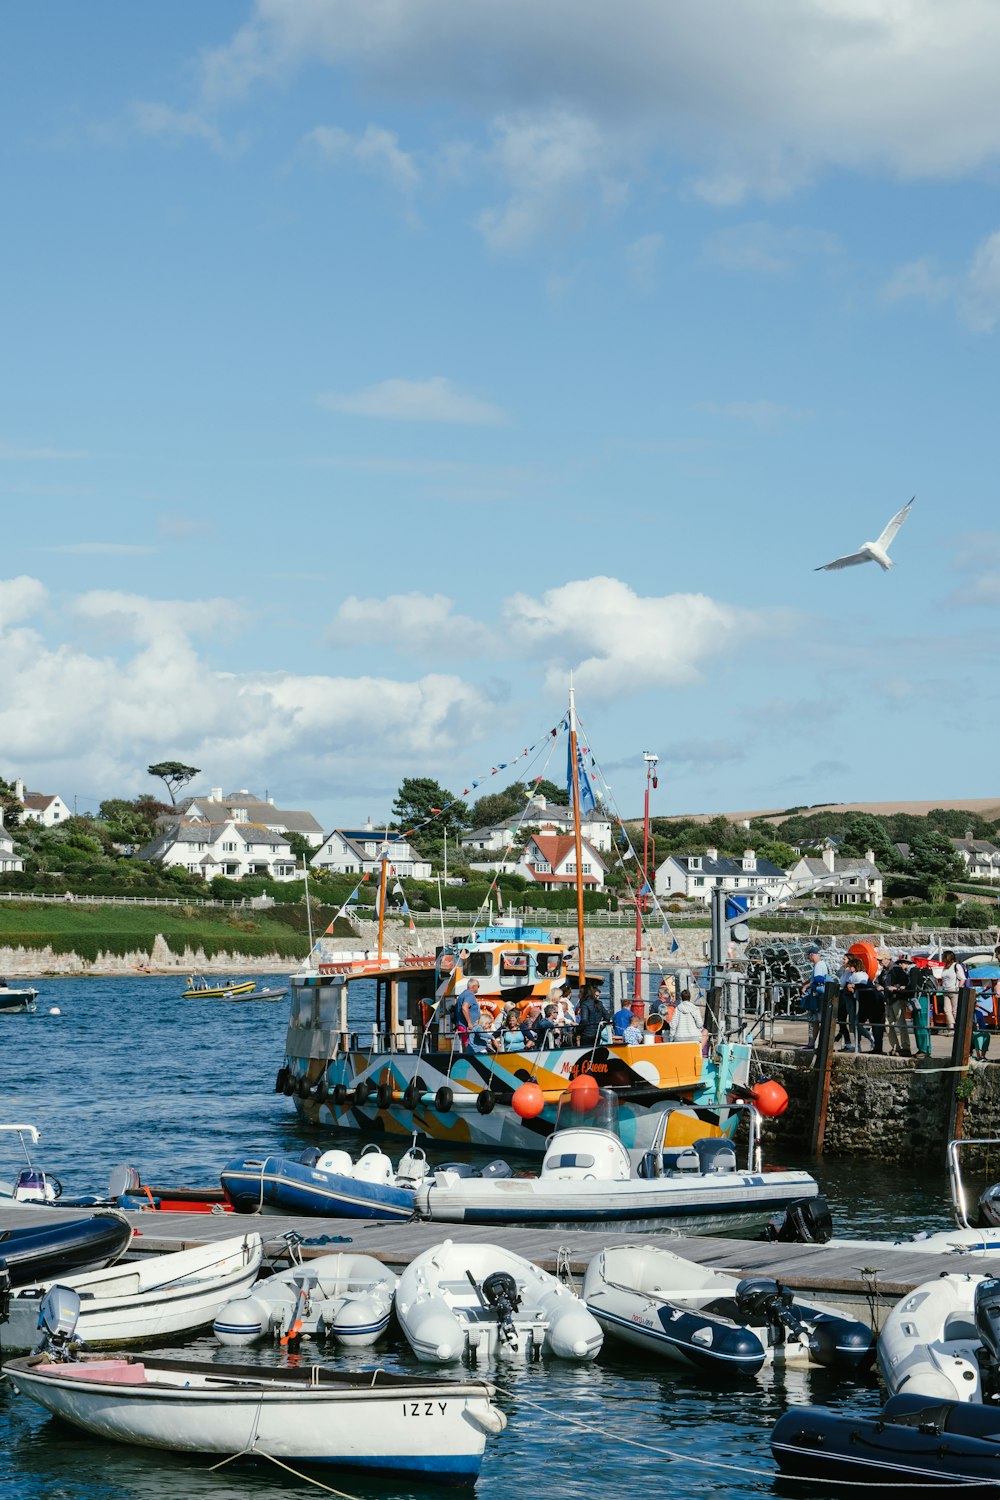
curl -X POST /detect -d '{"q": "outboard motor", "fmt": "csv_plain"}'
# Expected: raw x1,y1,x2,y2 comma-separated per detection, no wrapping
974,1277,1000,1400
733,1278,803,1346
297,1147,323,1168
468,1269,521,1351
35,1285,83,1360
977,1184,1000,1229
479,1160,513,1181
766,1195,833,1244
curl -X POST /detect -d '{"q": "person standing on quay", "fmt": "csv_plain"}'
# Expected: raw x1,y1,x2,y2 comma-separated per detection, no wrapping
883,953,913,1056
907,960,936,1058
939,949,967,1032
862,952,888,1055
801,943,828,1050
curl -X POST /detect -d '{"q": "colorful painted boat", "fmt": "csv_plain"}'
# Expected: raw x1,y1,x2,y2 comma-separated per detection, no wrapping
275,929,750,1155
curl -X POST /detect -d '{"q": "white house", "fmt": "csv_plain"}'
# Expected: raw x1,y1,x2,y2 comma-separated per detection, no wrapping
950,835,1000,882
0,809,24,873
310,824,432,881
164,788,324,847
507,828,606,891
13,778,71,828
459,795,613,856
134,819,298,881
788,848,884,907
655,848,788,908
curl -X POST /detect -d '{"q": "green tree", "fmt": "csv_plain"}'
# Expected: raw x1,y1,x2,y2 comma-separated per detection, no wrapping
0,774,22,829
839,814,898,869
534,777,569,807
391,777,466,859
147,761,200,804
908,830,964,883
755,840,797,870
469,783,531,828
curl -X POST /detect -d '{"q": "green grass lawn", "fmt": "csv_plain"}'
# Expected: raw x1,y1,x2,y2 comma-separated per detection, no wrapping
0,900,324,963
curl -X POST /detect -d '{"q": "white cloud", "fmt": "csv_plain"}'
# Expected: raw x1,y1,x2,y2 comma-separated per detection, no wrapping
196,2,1000,202
503,575,786,697
0,575,490,799
331,592,495,657
959,229,1000,332
307,123,420,195
130,102,235,155
881,257,953,305
625,232,665,291
319,377,507,425
704,221,841,274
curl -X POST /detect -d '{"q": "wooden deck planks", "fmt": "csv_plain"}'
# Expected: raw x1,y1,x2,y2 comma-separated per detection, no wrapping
5,1203,1000,1304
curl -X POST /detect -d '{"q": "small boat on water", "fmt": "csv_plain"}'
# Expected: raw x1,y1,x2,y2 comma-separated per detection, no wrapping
878,1271,1000,1402
0,1233,263,1352
0,982,38,1015
183,976,257,1000
583,1243,874,1379
213,1250,397,1348
415,1090,819,1235
221,1142,510,1220
396,1239,603,1363
7,1288,506,1483
773,1391,1000,1487
1,1129,230,1214
0,1214,134,1288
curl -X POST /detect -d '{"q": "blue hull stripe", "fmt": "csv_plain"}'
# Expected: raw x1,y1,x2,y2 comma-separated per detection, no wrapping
590,1304,764,1370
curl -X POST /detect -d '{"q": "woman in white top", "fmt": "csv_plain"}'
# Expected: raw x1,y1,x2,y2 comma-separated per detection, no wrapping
938,949,966,1031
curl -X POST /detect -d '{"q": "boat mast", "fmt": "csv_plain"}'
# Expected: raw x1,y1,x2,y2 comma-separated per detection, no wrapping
568,682,586,987
634,752,658,1004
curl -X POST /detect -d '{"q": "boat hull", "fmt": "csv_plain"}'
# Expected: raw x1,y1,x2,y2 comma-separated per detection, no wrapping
0,1214,133,1287
5,1354,503,1480
773,1396,1000,1487
221,1155,416,1220
1,1235,263,1353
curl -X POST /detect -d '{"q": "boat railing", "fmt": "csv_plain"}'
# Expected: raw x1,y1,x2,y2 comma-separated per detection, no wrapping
947,1137,1000,1229
648,1100,761,1173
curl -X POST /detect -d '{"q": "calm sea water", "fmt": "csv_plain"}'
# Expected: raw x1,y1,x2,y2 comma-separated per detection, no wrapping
0,976,968,1500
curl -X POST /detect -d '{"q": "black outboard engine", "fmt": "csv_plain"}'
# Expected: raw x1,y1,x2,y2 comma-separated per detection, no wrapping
766,1195,833,1244
978,1184,1000,1228
297,1147,323,1168
469,1269,521,1351
734,1278,803,1347
974,1277,1000,1400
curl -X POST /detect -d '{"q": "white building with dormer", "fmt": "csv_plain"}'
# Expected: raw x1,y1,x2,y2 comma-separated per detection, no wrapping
160,788,324,847
459,795,613,857
655,847,789,908
13,778,71,828
0,809,24,873
310,823,432,880
787,848,883,907
133,820,298,881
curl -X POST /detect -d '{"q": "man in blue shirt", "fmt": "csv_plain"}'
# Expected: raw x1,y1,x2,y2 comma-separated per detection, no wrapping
454,979,483,1049
613,1002,634,1039
801,944,828,1050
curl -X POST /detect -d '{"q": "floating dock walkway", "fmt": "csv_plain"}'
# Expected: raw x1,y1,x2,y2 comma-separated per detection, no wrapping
4,1203,999,1322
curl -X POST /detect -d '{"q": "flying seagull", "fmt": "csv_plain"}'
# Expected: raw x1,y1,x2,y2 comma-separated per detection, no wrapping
815,497,914,573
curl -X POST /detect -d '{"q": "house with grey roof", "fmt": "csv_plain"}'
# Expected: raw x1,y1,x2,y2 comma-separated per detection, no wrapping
459,795,612,857
788,848,883,907
162,788,324,847
950,834,1000,882
134,820,298,881
655,847,789,907
311,823,432,880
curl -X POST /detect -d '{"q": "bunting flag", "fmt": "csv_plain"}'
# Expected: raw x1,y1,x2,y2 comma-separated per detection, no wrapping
566,736,598,816
639,879,652,897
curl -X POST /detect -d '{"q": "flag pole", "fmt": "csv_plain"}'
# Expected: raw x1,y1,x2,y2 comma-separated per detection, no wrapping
302,857,315,958
568,680,586,988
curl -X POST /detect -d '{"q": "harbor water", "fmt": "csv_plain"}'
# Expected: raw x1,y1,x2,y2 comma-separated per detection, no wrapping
0,976,975,1500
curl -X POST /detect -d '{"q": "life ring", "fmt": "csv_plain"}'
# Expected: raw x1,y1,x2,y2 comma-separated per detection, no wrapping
476,1089,496,1115
402,1082,421,1109
353,1080,371,1106
439,953,455,972
479,999,503,1020
848,941,880,980
274,1067,289,1094
376,1081,394,1110
332,1083,349,1107
435,1085,454,1113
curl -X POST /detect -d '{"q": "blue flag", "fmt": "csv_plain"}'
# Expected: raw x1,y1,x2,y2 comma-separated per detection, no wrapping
567,736,598,816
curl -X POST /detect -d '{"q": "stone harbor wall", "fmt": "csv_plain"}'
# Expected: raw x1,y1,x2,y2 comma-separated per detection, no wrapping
754,1046,1000,1164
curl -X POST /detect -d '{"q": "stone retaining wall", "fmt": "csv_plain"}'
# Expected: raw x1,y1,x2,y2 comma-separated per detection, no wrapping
0,936,294,976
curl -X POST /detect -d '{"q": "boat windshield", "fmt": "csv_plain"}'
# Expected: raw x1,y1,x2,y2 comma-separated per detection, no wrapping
552,1086,620,1136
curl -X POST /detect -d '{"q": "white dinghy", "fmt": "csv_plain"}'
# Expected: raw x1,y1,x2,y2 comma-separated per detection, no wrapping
396,1238,603,1363
878,1272,1000,1403
5,1287,505,1484
213,1249,397,1348
415,1090,818,1235
0,1233,263,1353
583,1243,874,1380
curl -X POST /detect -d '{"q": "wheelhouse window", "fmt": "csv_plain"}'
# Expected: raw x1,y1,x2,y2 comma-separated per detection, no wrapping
536,952,561,977
466,951,494,977
499,952,530,984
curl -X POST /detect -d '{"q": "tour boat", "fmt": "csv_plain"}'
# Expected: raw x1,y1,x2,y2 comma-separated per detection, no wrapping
583,1242,874,1378
6,1294,505,1483
274,687,751,1156
396,1239,603,1363
0,1233,263,1352
213,1250,397,1348
414,1090,819,1234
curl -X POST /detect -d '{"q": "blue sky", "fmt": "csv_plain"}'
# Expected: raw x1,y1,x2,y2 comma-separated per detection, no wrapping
2,1,999,831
